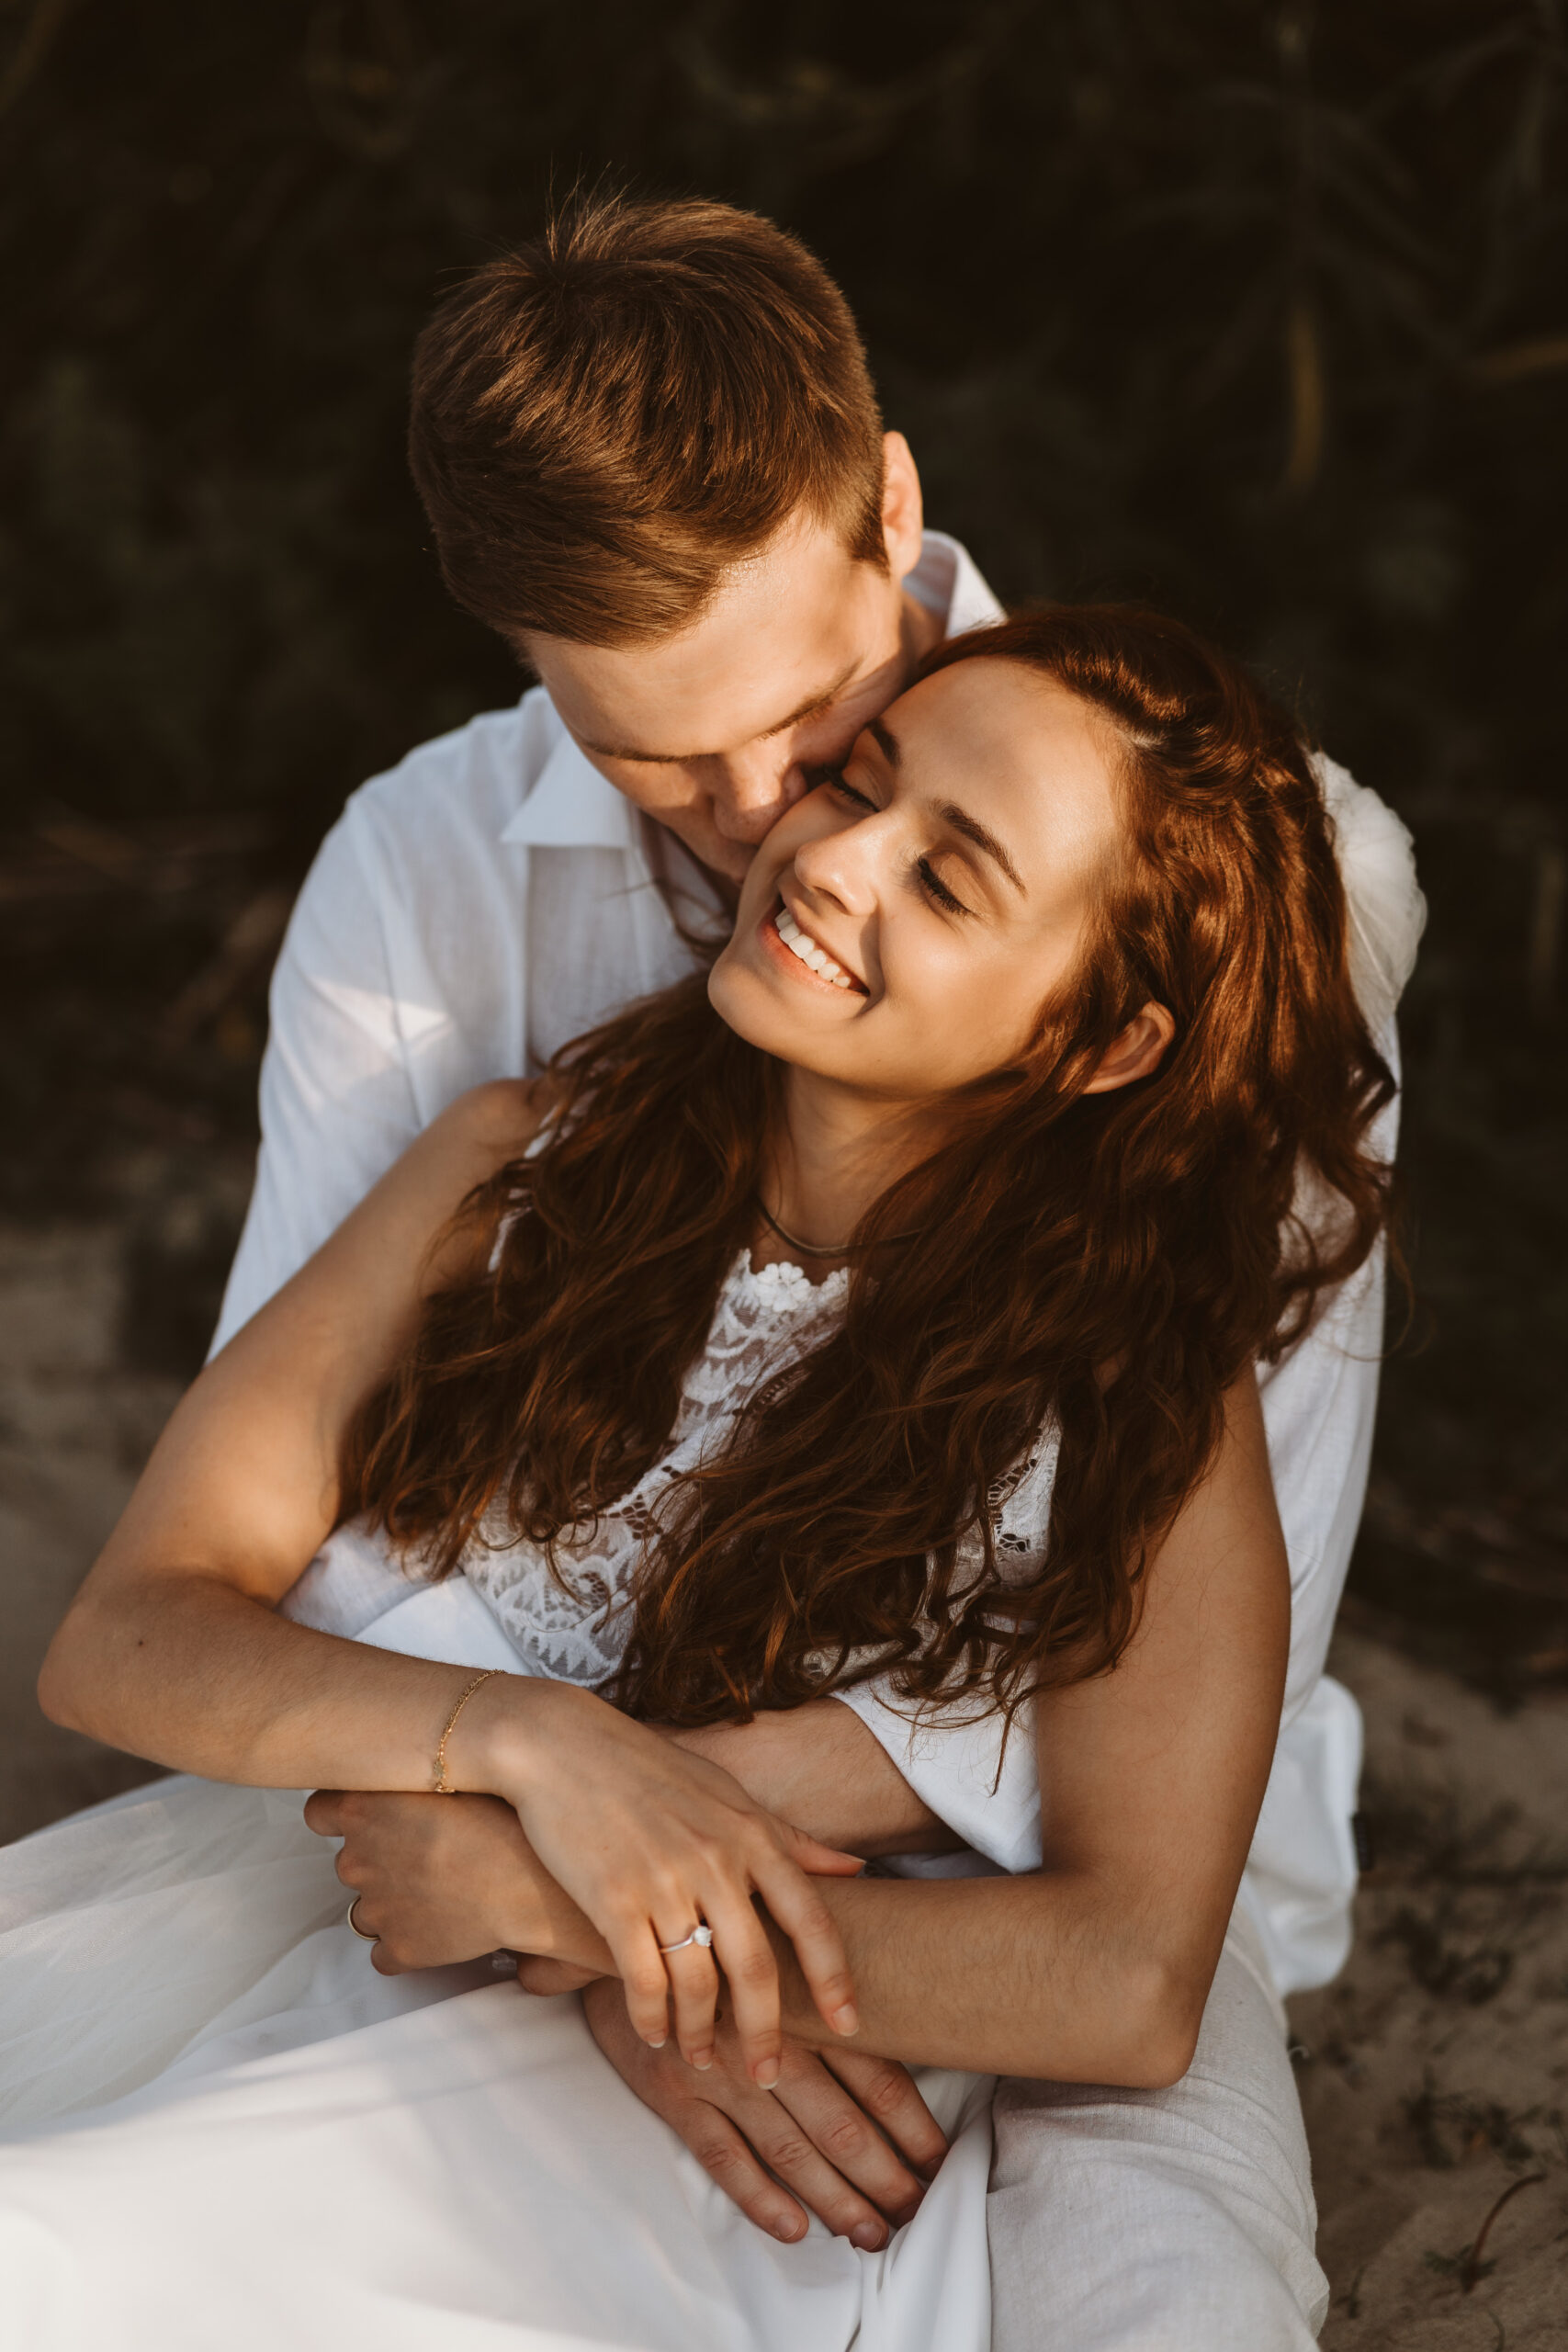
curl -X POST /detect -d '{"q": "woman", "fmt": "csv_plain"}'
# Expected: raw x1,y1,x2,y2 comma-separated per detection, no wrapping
1,608,1407,2349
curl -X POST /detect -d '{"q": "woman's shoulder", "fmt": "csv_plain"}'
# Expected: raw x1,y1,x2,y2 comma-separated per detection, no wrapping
361,1078,566,1291
433,1076,564,1168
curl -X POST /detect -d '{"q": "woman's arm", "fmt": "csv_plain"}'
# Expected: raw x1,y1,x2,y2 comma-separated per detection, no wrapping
39,1080,548,1791
750,1366,1290,2086
38,1083,859,2085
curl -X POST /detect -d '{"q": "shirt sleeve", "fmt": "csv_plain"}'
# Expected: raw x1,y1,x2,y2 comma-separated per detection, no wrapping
832,1682,1043,1873
209,800,423,1352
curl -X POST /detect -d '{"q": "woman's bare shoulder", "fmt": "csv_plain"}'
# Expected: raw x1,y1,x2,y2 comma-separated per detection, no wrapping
312,1076,565,1287
432,1075,564,1169
224,1077,564,1352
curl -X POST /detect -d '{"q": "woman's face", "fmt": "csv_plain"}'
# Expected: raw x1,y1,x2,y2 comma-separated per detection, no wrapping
709,657,1126,1101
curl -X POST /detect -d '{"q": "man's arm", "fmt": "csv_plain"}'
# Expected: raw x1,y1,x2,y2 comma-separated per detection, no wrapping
212,805,427,1351
674,1702,962,1858
752,1370,1289,2085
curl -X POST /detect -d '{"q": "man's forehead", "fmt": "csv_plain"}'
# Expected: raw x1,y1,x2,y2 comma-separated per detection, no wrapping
525,522,897,763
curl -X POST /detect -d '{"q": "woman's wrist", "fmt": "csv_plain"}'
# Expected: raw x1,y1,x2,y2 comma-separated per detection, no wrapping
453,1669,588,1805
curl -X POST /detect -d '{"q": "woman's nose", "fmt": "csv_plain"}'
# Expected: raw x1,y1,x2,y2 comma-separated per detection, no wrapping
792,813,880,915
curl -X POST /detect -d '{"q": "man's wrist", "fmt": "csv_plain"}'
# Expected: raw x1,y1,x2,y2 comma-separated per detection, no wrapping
757,1882,859,2051
502,1871,613,1973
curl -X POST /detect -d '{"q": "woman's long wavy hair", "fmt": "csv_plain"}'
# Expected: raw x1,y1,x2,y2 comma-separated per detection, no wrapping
341,606,1396,1725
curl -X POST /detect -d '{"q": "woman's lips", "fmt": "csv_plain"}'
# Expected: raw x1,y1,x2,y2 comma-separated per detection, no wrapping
758,903,868,995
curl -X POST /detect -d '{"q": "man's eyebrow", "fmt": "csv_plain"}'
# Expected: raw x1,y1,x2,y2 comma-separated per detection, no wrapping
937,801,1026,896
579,660,863,764
866,717,900,767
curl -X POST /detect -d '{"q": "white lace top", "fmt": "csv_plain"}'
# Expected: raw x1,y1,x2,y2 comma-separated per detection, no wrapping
287,1249,1060,1703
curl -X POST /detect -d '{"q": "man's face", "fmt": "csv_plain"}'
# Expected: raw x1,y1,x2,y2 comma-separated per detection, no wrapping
520,436,937,887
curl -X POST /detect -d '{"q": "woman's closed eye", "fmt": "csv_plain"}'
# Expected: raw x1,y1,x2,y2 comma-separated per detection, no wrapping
823,768,876,814
916,856,971,917
821,771,974,917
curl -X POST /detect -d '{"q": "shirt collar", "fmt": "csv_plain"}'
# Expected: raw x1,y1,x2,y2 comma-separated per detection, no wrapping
498,529,1003,850
904,529,1004,638
499,725,641,851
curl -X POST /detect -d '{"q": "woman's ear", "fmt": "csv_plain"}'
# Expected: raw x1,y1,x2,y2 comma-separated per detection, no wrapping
1082,1001,1176,1095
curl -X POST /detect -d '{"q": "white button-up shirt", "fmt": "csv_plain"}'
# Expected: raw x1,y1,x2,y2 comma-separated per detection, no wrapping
214,530,1420,1997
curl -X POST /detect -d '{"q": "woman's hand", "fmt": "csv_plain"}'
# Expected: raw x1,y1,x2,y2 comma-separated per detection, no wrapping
468,1679,865,2086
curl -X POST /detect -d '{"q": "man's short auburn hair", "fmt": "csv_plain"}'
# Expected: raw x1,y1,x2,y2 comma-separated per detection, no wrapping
408,190,888,648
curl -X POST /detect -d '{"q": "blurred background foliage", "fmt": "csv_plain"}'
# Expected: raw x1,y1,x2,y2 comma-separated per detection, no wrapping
1,0,1564,1679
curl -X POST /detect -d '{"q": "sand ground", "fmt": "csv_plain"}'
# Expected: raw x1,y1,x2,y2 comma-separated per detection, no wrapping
3,1218,1566,2347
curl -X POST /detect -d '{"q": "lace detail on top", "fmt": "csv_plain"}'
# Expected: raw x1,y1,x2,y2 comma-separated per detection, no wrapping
457,1249,1058,1689
463,1253,846,1684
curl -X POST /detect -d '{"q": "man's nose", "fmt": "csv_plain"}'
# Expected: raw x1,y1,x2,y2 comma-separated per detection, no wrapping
709,750,809,845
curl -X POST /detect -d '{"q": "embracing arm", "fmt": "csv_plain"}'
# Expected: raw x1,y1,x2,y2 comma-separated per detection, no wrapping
39,1080,548,1791
39,1083,860,2081
674,1704,960,1859
753,1368,1289,2086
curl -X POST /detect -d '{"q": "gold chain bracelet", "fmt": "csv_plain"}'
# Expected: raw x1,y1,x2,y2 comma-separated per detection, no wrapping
432,1670,497,1795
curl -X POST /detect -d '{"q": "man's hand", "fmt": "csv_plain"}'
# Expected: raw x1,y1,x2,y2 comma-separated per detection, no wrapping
304,1787,612,1978
579,1977,946,2250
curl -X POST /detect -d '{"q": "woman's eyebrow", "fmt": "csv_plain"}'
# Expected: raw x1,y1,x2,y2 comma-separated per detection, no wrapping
938,801,1026,895
865,717,1025,894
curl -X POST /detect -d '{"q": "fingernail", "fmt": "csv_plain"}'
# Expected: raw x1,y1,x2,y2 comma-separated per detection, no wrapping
753,2058,781,2090
831,2003,860,2036
850,2222,886,2252
690,2049,714,2072
773,2214,807,2243
645,2033,666,2050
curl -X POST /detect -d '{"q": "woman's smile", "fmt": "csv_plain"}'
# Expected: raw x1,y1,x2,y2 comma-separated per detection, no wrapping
758,899,870,997
713,657,1127,1100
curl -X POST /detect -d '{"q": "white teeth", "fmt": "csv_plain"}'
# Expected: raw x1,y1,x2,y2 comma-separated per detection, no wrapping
775,905,854,988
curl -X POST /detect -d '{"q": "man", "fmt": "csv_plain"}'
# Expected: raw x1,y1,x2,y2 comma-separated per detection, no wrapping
217,190,1419,2346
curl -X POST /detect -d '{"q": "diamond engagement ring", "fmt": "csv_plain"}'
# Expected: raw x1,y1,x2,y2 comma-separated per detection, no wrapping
657,1923,714,1956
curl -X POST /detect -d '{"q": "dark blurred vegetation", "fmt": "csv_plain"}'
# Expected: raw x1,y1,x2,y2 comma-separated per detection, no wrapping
2,0,1564,1683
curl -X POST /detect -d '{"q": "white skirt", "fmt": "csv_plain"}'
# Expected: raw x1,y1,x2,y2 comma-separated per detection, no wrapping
0,1772,993,2351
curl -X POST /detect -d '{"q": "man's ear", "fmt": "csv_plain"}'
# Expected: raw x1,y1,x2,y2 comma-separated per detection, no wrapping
1082,1001,1177,1095
881,431,925,580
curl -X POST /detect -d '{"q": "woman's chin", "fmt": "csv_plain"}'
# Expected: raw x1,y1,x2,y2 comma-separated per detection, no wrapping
707,953,840,1069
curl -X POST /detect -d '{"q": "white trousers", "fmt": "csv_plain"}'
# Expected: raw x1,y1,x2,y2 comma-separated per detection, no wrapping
988,1915,1329,2350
